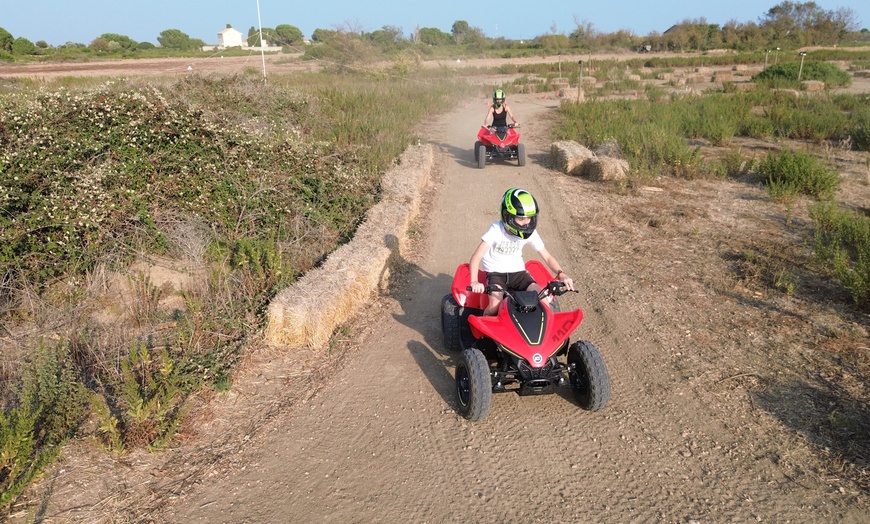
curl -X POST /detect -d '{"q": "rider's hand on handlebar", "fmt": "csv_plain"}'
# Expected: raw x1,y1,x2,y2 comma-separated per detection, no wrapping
560,275,575,292
470,281,485,294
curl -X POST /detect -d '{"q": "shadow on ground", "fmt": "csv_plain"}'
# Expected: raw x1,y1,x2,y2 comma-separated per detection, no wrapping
754,377,870,493
385,253,459,408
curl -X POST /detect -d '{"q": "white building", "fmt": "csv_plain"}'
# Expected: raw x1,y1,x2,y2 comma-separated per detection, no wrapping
217,26,245,48
201,25,282,52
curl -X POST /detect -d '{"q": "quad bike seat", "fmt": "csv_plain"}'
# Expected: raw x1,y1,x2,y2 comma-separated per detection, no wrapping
450,261,554,310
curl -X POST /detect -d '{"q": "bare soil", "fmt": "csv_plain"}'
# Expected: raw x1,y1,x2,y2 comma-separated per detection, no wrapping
4,55,870,523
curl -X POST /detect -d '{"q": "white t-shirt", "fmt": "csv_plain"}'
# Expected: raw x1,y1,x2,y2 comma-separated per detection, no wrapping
479,221,545,273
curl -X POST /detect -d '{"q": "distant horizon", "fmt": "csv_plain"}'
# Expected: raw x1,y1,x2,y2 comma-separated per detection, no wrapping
2,0,868,47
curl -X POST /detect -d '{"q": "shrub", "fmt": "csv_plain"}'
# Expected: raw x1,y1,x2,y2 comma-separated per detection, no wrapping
753,61,852,89
810,203,870,308
756,148,840,201
681,95,747,146
764,93,853,143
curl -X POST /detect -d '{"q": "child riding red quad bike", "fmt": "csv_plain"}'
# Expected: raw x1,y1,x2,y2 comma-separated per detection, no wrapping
441,260,611,421
474,124,526,169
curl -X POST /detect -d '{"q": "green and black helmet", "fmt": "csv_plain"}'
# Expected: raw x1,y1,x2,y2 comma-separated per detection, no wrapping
492,89,506,107
501,187,538,239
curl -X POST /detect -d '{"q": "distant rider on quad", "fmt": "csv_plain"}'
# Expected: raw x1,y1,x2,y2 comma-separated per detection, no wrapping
468,188,574,316
483,89,519,129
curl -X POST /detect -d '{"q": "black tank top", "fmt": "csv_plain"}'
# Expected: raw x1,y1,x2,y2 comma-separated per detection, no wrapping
491,106,508,127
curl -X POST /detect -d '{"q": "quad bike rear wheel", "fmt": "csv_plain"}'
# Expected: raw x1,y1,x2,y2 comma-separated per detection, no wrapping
455,348,492,421
476,143,487,169
517,143,526,167
567,341,611,411
441,294,463,352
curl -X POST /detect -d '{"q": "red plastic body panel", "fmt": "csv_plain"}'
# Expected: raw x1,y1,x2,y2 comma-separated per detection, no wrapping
477,125,521,148
450,261,584,367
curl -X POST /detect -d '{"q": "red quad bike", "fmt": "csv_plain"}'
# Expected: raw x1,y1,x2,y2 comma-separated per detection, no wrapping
474,124,526,169
441,261,611,421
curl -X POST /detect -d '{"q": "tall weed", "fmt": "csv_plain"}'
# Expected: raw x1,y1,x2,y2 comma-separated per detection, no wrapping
91,342,188,451
810,203,870,308
0,340,86,507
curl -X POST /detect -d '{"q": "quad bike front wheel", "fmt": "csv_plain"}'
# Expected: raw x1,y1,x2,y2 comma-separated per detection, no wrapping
567,341,611,411
441,294,463,352
455,348,492,421
474,140,483,163
517,143,526,167
476,143,487,169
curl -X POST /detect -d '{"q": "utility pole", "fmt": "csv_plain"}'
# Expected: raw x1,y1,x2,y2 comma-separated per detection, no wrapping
576,60,584,103
256,0,266,83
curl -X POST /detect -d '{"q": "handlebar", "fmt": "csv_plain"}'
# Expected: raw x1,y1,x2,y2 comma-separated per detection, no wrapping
466,280,576,299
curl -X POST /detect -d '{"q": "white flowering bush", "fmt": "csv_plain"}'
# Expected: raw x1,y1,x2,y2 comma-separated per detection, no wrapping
0,80,378,287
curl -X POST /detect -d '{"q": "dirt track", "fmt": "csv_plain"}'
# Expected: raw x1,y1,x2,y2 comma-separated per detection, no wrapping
6,57,869,523
155,95,867,522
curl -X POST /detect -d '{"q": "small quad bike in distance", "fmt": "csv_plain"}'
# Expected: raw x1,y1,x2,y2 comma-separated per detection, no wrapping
474,124,526,169
441,261,611,421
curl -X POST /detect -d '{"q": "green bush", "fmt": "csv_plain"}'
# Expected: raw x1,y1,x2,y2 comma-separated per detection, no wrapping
753,61,852,89
763,93,853,143
756,148,840,201
556,97,707,179
810,203,870,308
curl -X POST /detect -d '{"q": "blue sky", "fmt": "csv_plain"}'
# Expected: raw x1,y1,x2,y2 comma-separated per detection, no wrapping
2,0,868,47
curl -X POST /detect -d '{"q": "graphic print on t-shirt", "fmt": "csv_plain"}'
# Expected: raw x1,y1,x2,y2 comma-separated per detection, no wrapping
493,238,522,256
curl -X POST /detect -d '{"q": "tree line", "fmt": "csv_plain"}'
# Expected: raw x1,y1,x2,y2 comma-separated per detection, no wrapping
0,1,866,60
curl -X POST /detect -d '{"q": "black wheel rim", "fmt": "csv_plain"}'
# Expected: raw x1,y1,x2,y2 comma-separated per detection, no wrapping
570,363,591,403
456,364,471,408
